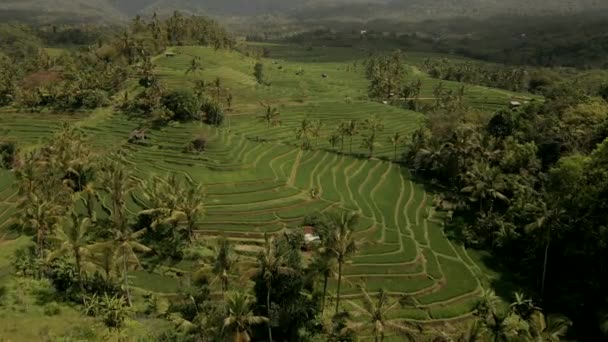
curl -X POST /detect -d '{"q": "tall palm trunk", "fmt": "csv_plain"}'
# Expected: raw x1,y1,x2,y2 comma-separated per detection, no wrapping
335,261,343,313
36,225,47,279
266,282,273,342
349,136,353,153
123,251,132,307
322,274,328,315
394,145,398,160
541,231,550,299
75,251,84,292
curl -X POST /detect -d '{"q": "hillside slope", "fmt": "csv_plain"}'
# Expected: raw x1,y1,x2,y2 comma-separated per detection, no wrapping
2,0,608,24
0,0,125,23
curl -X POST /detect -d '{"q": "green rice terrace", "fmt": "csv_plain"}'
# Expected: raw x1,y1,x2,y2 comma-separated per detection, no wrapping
0,43,531,338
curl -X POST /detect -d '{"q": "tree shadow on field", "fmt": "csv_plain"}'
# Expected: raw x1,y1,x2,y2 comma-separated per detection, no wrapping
396,165,531,303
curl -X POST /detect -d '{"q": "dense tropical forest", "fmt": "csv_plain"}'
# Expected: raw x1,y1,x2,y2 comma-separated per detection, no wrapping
0,2,608,341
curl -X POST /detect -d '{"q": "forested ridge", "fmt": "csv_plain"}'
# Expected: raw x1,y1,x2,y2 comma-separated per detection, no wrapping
0,8,608,342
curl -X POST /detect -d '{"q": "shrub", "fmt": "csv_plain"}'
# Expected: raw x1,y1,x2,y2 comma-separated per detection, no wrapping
0,285,7,305
80,89,108,109
43,302,62,316
600,83,608,101
254,62,266,85
83,294,131,330
187,136,207,153
0,140,17,169
11,246,37,277
162,89,201,121
202,100,224,126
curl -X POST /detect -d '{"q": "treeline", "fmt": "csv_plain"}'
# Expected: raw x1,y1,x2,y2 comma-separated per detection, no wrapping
365,51,469,114
403,77,608,339
421,58,529,93
0,12,234,112
419,58,608,97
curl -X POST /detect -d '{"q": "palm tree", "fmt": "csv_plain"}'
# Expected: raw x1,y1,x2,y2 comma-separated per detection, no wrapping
94,227,150,307
460,161,509,213
295,117,314,149
308,253,337,315
361,115,384,158
318,211,360,313
529,312,571,342
194,79,207,97
88,242,120,286
477,289,536,342
524,200,563,299
185,57,203,75
258,103,281,129
140,174,205,242
18,194,64,262
212,237,235,293
48,212,94,291
100,160,135,232
335,123,346,152
223,291,268,342
80,182,101,223
311,119,323,147
476,288,500,321
342,120,361,153
388,132,405,160
246,233,295,342
483,312,525,342
347,288,418,342
455,320,484,342
214,77,222,102
328,133,341,151
178,179,206,242
510,292,540,320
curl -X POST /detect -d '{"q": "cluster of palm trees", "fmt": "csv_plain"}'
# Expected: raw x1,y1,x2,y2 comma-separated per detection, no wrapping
471,289,571,341
13,125,207,308
422,58,529,92
366,50,408,100
257,106,407,159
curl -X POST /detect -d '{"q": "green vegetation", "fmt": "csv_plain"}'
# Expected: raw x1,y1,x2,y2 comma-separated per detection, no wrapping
1,5,606,341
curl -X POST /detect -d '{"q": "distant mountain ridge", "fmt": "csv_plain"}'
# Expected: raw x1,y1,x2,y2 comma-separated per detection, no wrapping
2,0,608,24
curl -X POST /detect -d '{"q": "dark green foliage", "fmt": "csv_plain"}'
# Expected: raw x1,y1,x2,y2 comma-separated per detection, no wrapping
599,83,608,101
252,233,320,342
43,302,62,316
83,293,131,331
487,110,515,138
11,246,37,277
45,258,81,301
405,77,608,339
0,285,7,305
366,50,407,100
254,62,266,85
422,58,529,92
81,89,109,109
187,136,207,153
136,210,185,263
0,141,17,169
0,24,41,60
162,89,201,121
201,100,224,126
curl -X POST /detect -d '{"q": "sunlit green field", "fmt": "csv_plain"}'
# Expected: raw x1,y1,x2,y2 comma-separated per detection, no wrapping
0,43,522,339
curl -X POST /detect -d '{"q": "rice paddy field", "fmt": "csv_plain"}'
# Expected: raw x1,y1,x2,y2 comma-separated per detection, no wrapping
0,42,527,337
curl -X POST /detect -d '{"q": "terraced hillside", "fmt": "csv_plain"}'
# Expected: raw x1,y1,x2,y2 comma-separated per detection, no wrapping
0,43,521,331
